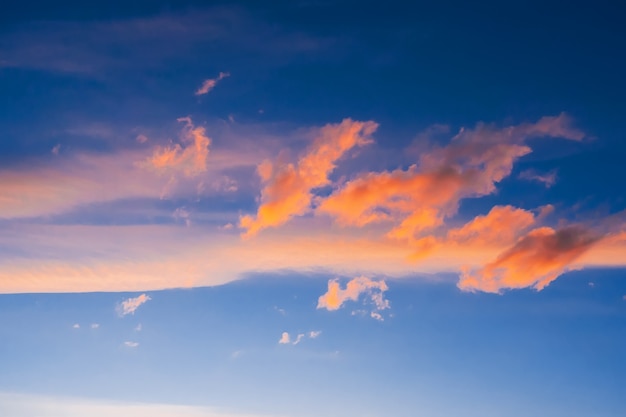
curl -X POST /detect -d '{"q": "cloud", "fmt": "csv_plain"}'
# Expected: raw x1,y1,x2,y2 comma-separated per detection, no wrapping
278,332,290,344
409,205,537,260
123,341,139,348
195,72,230,95
458,226,602,293
147,117,211,177
135,324,142,332
116,294,151,317
317,276,390,319
90,323,100,329
519,169,557,188
318,114,583,242
292,334,305,345
0,392,270,417
240,118,378,237
72,323,80,329
279,331,321,345
51,144,61,155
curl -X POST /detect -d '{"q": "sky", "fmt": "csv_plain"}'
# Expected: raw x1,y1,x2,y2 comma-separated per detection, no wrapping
1,1,625,416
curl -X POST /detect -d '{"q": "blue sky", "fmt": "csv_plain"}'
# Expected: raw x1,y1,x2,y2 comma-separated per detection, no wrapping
1,1,625,416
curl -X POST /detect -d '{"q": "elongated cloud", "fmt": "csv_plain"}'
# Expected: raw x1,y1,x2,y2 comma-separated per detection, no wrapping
410,205,537,260
195,72,230,95
459,226,601,293
148,117,211,177
240,118,378,237
318,114,584,242
123,341,139,348
518,169,557,188
116,294,151,316
317,276,389,314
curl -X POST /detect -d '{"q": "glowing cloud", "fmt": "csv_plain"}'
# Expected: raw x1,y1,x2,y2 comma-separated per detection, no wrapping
317,276,390,316
458,226,601,293
240,118,378,237
148,117,211,177
195,71,230,96
318,114,584,242
116,294,151,317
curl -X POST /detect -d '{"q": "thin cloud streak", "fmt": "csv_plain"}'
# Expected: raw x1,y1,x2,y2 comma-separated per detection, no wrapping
195,72,230,95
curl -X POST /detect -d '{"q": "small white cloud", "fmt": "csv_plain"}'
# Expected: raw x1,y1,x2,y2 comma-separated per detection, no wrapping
588,282,595,288
195,71,230,96
231,349,244,359
292,333,305,345
278,332,290,344
124,341,139,348
116,294,151,317
135,323,142,332
72,323,80,329
90,323,100,329
309,330,321,339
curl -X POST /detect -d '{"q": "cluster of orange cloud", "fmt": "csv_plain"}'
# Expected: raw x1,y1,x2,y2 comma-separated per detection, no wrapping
240,114,622,293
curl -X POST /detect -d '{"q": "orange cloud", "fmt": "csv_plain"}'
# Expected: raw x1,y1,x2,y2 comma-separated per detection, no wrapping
195,71,230,96
458,226,601,293
317,276,389,317
318,114,584,242
148,117,211,177
408,205,536,261
240,118,378,237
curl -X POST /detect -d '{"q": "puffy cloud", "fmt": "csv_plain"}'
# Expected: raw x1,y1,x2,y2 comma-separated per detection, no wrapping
240,118,378,237
317,276,390,318
148,117,211,177
458,226,601,293
278,332,290,344
116,294,151,317
318,114,584,242
518,169,557,188
195,72,230,96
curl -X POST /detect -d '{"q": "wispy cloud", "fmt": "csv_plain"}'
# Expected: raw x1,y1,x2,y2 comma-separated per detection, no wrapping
0,392,271,417
195,72,230,96
147,117,211,178
116,294,151,317
240,118,377,237
519,169,558,188
123,341,139,348
72,323,80,329
90,323,100,329
278,330,322,345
